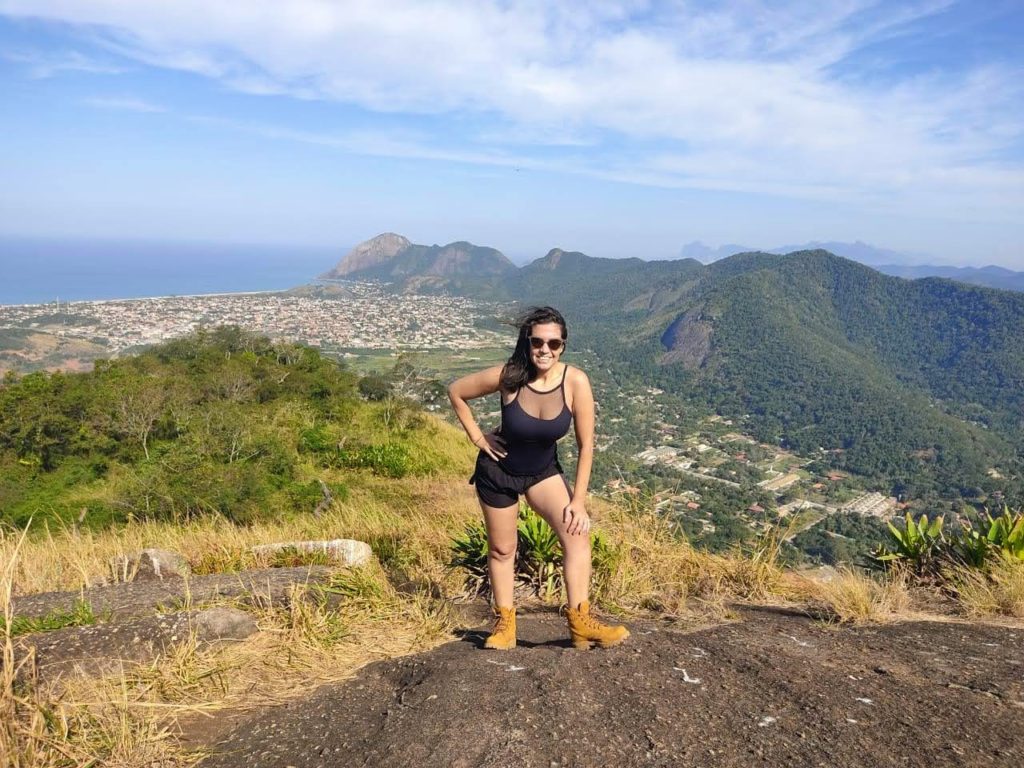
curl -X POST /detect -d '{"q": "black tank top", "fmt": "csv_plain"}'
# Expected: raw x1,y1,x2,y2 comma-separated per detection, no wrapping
497,364,573,475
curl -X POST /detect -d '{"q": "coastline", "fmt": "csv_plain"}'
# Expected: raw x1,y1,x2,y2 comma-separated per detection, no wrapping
0,288,290,310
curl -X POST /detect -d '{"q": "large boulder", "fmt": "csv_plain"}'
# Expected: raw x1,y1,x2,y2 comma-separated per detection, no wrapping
250,539,373,567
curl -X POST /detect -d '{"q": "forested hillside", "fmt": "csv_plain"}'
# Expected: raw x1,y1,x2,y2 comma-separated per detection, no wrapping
488,246,1024,500
0,327,464,529
687,252,1021,497
313,234,1024,502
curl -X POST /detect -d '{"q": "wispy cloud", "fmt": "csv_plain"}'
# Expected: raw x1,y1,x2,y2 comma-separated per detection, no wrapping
83,95,166,113
2,1,1021,219
3,48,126,78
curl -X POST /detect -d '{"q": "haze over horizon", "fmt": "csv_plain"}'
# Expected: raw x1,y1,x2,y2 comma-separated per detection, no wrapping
1,1,1022,268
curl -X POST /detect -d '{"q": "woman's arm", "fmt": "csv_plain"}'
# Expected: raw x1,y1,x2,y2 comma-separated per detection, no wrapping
564,367,595,535
447,365,506,461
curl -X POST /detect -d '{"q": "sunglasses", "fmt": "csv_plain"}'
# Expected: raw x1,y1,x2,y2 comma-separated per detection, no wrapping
529,336,565,352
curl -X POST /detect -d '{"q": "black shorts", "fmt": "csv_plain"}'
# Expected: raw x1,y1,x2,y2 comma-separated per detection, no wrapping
469,451,572,508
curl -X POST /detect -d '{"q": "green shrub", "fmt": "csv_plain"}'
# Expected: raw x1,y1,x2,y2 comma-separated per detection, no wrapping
986,507,1024,561
449,520,491,596
298,425,333,454
338,443,412,478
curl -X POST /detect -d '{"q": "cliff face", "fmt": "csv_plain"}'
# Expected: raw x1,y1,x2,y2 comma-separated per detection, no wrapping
660,310,712,370
321,233,411,278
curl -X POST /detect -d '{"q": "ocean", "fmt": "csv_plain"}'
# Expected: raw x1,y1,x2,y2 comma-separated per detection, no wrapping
0,236,343,305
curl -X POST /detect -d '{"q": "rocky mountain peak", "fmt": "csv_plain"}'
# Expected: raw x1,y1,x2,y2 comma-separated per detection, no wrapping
542,248,566,268
323,233,412,278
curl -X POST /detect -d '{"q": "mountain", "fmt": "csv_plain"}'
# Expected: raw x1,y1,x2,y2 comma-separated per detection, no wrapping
683,240,1024,293
681,240,923,267
668,251,1024,496
678,241,754,263
874,263,1024,293
769,240,924,267
321,233,412,277
320,233,516,292
308,237,1024,498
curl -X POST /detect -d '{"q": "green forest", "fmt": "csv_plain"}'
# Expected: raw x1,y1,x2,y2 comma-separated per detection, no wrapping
0,327,464,530
456,248,1024,505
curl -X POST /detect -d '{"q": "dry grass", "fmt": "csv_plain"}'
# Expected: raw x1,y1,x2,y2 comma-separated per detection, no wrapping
2,555,456,767
1,479,470,768
1,475,480,598
955,557,1024,619
795,566,911,624
588,500,790,618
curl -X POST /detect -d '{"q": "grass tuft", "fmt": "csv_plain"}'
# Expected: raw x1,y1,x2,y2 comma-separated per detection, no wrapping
0,600,97,637
801,567,911,624
954,557,1024,618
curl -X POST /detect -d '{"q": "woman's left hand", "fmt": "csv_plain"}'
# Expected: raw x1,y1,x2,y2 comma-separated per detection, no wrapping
563,497,591,536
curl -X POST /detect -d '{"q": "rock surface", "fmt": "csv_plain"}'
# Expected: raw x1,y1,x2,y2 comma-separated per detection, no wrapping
110,547,192,582
19,607,258,681
12,566,334,620
199,608,1024,768
250,539,373,567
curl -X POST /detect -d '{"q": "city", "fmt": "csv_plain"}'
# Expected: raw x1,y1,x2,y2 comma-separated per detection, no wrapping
0,281,508,373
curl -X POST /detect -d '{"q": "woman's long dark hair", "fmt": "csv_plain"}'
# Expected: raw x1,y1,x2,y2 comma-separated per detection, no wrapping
499,306,567,392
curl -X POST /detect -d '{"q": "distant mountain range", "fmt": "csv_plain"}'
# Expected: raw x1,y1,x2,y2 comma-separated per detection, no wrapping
317,234,1024,498
679,240,1024,293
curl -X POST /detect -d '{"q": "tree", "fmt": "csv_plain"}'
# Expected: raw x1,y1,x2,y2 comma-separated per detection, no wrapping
110,382,168,460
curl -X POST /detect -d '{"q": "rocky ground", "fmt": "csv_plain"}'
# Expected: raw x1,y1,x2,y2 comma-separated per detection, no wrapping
12,565,334,681
12,565,1024,767
198,606,1022,768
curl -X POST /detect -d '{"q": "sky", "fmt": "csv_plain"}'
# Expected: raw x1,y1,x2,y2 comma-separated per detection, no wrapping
1,1,1022,267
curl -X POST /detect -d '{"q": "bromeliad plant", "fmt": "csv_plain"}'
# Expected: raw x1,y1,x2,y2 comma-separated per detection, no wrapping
875,507,1024,580
986,507,1024,561
449,502,612,601
956,507,1024,565
872,511,945,576
517,503,562,600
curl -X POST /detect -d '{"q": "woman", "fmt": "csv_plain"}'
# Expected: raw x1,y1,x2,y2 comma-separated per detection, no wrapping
448,306,629,650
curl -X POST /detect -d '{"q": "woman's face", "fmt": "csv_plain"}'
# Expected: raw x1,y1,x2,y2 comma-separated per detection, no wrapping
528,322,565,374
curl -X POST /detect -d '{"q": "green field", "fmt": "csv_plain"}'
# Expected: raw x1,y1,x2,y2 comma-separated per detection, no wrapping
331,346,510,379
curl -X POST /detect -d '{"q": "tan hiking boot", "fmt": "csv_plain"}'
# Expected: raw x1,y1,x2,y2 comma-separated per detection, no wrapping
484,605,516,650
566,600,630,649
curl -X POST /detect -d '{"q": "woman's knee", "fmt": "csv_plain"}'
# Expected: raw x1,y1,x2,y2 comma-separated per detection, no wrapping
488,543,517,563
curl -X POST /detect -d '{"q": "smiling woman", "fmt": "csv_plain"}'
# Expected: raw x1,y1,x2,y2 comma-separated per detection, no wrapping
447,306,629,651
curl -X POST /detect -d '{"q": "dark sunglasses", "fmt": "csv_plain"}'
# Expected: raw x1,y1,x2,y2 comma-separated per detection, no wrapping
529,336,565,352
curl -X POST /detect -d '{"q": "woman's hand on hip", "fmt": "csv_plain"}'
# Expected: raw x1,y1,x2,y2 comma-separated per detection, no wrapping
563,497,591,536
475,432,507,462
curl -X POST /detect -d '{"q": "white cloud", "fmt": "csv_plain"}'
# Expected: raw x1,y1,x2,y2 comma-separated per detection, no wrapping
2,48,126,77
2,0,1021,219
83,95,166,112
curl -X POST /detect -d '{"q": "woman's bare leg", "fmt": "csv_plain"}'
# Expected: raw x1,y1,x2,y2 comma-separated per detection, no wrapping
524,474,591,607
480,499,519,606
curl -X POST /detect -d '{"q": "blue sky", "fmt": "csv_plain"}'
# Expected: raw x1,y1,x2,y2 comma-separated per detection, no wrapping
1,1,1022,266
